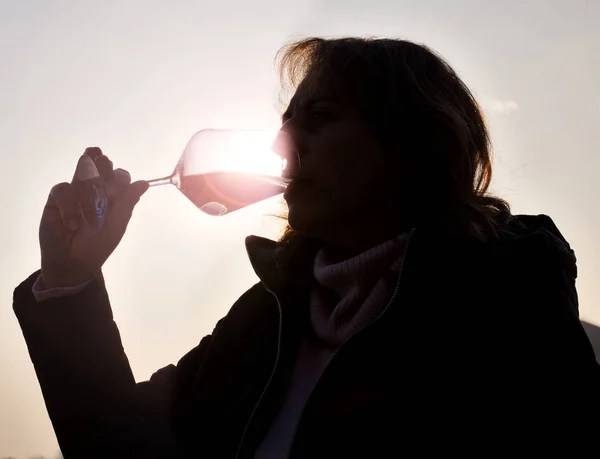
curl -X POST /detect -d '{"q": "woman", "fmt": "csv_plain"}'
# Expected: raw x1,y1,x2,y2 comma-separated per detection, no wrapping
14,37,599,458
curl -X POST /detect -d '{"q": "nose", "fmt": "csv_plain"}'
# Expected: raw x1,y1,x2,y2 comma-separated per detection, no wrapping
272,129,301,180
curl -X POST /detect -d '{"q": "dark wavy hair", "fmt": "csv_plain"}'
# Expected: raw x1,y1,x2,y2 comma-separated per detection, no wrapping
274,37,513,262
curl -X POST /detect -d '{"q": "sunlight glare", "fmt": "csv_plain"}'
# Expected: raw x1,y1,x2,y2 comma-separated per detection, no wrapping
223,130,284,176
182,130,286,178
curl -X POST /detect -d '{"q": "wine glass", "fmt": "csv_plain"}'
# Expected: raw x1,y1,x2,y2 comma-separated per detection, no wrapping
73,129,298,231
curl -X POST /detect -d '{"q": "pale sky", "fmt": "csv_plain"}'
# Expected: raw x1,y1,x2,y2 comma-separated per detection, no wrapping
1,0,599,457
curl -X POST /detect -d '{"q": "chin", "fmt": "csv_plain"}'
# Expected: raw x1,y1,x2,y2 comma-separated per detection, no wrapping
286,205,306,231
286,204,335,242
286,204,315,235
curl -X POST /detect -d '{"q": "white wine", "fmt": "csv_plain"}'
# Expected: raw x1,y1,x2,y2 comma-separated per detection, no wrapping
179,171,287,216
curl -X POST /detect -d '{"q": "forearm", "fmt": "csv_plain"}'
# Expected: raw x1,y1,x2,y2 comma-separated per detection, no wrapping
14,271,175,458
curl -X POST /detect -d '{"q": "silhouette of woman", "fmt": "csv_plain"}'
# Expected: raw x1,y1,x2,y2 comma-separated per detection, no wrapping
14,37,600,458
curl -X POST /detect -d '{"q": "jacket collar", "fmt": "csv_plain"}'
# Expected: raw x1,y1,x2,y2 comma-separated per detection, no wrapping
244,235,288,295
244,213,578,305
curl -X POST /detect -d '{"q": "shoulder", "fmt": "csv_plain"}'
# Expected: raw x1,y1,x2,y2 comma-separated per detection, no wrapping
415,213,581,323
494,214,578,309
226,281,275,318
480,215,596,361
215,282,279,342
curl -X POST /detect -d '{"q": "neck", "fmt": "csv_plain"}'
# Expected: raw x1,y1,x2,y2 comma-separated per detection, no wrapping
317,220,408,260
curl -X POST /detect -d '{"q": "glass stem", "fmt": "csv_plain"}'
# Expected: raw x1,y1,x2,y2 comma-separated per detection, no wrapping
147,174,175,187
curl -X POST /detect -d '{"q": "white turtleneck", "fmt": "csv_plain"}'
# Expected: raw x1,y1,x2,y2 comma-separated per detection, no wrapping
254,233,409,458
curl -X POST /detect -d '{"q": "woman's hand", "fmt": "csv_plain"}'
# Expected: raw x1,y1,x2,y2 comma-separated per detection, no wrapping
39,147,149,289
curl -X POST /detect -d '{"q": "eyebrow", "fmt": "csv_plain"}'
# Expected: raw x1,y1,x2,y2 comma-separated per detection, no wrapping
281,96,341,123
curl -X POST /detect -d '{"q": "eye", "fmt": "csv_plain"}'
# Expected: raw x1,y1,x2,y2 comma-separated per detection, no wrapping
309,108,332,120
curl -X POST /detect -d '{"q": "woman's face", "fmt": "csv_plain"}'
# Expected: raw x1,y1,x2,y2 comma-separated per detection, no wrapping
275,77,400,248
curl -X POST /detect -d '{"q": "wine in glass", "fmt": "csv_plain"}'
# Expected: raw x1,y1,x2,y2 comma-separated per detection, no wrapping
72,129,298,231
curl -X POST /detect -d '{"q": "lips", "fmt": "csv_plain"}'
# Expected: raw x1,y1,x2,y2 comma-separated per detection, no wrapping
273,131,302,180
283,179,307,199
282,150,302,181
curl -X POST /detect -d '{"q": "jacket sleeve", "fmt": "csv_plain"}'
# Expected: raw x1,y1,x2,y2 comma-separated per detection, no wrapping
509,261,600,439
13,270,216,459
527,261,598,377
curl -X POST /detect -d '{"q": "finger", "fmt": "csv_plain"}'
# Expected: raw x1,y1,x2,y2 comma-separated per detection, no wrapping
72,155,100,183
49,182,82,230
106,168,132,199
116,180,148,213
108,180,149,233
84,146,103,161
94,154,114,182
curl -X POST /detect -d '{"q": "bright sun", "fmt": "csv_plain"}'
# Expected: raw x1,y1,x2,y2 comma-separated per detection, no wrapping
224,130,285,176
183,129,285,177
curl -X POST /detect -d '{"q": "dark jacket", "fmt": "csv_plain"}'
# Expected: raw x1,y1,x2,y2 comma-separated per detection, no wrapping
14,214,600,458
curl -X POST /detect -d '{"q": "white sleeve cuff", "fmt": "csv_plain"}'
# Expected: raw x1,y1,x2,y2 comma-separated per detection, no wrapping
32,274,93,303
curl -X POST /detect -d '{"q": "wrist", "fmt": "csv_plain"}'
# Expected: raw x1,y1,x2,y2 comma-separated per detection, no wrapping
33,274,94,301
40,269,96,290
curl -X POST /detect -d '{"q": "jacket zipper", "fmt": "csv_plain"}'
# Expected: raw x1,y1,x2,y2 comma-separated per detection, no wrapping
286,227,416,458
235,246,284,459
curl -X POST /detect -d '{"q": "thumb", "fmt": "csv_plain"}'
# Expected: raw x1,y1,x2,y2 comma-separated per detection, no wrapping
108,180,149,231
